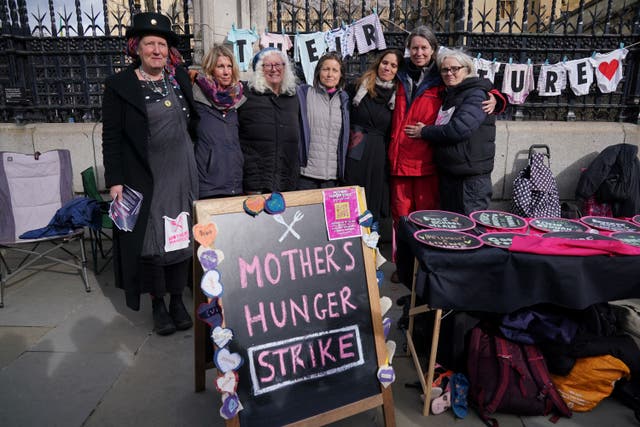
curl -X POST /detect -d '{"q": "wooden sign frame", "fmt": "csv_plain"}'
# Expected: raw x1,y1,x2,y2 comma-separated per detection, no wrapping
193,187,395,427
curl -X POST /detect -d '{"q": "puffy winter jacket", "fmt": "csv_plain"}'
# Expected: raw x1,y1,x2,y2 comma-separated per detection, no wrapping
193,85,244,198
420,77,496,176
238,86,300,193
389,61,444,177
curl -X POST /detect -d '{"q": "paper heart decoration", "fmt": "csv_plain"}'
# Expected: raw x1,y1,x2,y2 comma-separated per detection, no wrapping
212,326,234,348
197,299,223,328
198,248,219,271
386,340,397,364
358,210,373,227
215,371,239,394
375,247,387,269
598,59,619,80
201,269,223,298
362,231,380,248
379,296,392,317
382,317,392,339
215,348,243,373
193,222,218,248
377,365,396,388
219,393,241,419
264,192,286,214
243,196,265,216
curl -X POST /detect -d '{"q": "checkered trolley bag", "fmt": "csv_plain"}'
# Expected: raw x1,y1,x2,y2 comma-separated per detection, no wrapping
512,144,561,218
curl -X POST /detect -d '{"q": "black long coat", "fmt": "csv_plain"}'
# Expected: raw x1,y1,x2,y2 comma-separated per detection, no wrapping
101,64,199,310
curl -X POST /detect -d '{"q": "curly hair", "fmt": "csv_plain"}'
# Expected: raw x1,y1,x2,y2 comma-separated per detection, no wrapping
248,50,298,96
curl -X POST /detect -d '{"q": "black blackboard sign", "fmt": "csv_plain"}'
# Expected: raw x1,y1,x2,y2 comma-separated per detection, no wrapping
470,210,527,230
480,232,527,248
193,188,394,427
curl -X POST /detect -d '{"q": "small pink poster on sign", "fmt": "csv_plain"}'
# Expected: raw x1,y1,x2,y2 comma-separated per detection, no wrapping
323,188,362,240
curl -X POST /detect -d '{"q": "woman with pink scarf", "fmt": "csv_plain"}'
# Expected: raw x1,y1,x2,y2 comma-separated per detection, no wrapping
193,45,246,198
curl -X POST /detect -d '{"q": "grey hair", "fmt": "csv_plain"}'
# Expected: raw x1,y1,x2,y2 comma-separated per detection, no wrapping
436,48,477,78
405,25,439,57
248,50,298,96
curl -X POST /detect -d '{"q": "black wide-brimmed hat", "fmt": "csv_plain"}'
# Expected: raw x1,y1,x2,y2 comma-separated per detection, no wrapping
125,12,179,46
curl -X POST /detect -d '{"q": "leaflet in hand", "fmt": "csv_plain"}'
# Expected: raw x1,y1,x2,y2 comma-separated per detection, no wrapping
109,185,143,232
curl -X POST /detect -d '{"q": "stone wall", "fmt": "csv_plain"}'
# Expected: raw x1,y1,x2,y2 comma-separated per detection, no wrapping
1,122,638,207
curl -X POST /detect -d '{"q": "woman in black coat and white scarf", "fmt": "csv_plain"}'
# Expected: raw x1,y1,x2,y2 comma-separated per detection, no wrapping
102,13,199,335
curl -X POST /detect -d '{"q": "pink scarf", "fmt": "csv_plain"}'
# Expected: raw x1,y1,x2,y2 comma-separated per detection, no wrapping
195,74,244,111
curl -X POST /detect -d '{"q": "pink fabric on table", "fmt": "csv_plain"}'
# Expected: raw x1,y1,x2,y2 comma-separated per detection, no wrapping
509,234,640,256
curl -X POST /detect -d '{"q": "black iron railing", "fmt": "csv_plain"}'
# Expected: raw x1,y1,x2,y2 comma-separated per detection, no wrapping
1,0,639,123
0,0,192,123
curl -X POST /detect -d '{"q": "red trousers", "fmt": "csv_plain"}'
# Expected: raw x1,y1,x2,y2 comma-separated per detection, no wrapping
390,175,440,261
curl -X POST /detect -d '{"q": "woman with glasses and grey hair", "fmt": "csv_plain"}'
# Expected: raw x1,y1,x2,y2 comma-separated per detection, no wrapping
411,49,498,214
238,48,300,194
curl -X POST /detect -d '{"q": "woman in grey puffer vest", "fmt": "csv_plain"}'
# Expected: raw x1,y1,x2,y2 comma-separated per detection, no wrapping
297,52,350,190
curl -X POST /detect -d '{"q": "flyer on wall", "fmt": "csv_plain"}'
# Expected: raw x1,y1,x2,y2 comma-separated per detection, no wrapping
323,187,362,240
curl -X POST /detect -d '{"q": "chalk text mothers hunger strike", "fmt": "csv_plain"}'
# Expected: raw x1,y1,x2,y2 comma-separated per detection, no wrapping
237,241,359,337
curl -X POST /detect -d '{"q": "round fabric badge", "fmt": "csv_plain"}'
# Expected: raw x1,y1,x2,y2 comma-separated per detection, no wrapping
470,210,527,230
413,229,483,250
580,216,640,233
529,217,589,233
480,232,528,248
611,232,640,247
409,210,475,231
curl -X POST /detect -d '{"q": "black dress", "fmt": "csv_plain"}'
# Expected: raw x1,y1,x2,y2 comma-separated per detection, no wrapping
344,84,395,222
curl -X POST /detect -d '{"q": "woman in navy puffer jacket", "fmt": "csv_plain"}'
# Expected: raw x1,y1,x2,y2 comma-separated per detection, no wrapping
193,45,246,198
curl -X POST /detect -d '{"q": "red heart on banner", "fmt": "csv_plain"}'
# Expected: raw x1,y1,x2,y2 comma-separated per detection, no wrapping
598,59,619,80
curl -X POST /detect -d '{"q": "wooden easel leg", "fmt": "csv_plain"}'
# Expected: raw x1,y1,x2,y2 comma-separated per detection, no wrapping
404,257,443,416
194,263,206,392
422,308,442,416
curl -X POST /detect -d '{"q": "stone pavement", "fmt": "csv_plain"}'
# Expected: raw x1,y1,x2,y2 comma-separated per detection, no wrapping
0,242,636,427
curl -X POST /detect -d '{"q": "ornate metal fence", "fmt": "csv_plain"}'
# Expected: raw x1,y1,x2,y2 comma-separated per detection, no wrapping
268,0,640,122
1,0,639,123
0,0,192,123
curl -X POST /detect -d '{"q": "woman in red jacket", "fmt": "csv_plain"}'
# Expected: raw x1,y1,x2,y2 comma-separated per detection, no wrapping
389,26,504,282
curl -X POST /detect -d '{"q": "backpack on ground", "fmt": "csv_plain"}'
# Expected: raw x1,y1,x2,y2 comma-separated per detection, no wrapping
467,325,572,426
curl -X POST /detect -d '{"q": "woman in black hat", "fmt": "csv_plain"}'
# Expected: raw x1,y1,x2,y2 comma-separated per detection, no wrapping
102,12,199,335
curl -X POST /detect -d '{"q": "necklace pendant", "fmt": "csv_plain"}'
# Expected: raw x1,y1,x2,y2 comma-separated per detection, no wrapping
164,100,172,107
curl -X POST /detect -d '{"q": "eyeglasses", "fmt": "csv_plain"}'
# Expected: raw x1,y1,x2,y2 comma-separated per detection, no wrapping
262,62,285,70
440,66,466,75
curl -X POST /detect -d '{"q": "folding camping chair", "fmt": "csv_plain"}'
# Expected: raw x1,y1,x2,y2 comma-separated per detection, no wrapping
81,166,113,274
0,149,90,308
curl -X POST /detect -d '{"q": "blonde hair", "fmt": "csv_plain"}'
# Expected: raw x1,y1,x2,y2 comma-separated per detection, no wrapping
201,44,240,85
248,50,298,96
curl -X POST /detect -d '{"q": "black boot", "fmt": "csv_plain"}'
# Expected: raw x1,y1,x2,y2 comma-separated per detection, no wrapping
152,297,176,336
169,294,193,331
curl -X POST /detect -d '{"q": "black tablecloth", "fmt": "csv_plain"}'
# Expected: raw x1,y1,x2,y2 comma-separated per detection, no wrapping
397,218,640,313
